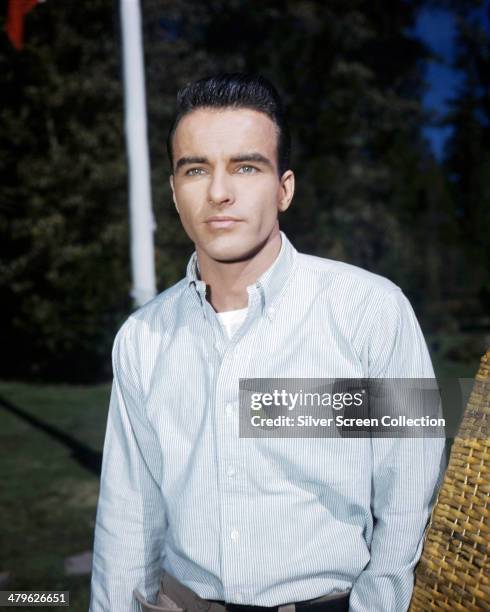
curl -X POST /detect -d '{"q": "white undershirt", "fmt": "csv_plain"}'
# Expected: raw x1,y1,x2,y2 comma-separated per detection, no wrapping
216,307,248,339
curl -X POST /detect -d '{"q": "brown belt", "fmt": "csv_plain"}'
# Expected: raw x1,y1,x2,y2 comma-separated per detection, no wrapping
134,571,350,612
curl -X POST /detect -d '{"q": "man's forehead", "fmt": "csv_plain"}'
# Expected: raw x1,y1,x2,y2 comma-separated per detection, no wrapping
173,107,279,157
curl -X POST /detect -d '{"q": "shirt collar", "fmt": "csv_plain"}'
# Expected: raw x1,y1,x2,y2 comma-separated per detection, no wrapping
185,231,297,318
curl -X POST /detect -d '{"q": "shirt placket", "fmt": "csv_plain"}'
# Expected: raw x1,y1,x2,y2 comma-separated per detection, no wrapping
206,284,263,603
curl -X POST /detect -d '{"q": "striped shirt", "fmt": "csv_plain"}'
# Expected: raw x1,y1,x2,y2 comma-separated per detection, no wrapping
89,232,445,612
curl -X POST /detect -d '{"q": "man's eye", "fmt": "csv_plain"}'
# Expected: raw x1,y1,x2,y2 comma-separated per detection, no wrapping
237,165,258,174
186,168,206,176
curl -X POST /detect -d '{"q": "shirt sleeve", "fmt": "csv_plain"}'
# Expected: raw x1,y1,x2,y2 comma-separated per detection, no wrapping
89,319,167,611
348,289,446,612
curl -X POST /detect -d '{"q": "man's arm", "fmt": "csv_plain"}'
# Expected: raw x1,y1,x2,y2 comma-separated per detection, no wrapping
348,290,446,612
90,320,167,611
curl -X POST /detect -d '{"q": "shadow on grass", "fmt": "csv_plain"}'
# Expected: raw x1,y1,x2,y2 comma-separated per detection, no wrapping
0,394,102,476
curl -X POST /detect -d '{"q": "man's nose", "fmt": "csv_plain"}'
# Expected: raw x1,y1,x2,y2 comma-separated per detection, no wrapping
207,169,235,207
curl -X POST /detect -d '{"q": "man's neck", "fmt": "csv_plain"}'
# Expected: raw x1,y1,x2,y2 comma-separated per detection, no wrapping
196,230,282,313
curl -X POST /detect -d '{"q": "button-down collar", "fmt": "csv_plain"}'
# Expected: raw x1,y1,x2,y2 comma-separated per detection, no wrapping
185,231,298,320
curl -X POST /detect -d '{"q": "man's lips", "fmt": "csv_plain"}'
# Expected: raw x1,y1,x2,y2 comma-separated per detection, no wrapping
204,216,242,228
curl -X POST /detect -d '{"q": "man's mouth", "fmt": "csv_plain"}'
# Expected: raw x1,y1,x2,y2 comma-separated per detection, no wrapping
204,216,242,229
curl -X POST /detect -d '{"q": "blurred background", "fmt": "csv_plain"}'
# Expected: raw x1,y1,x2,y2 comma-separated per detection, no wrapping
0,0,488,610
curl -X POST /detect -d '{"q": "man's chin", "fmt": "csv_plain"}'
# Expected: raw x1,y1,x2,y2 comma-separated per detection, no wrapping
203,241,265,264
198,232,276,265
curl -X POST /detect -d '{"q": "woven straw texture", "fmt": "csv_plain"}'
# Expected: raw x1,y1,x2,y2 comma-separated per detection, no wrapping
410,349,490,611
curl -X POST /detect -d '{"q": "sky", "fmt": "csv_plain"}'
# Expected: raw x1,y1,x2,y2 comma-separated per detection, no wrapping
414,1,489,160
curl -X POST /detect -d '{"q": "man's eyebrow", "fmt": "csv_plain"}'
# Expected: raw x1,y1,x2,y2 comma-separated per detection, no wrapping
175,156,209,172
230,153,273,168
174,152,274,172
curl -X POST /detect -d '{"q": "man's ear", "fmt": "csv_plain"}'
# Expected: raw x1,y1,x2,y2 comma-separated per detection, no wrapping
170,174,180,214
278,170,295,213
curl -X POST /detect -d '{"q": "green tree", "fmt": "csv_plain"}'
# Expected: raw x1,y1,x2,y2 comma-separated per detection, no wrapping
0,0,130,380
444,2,490,313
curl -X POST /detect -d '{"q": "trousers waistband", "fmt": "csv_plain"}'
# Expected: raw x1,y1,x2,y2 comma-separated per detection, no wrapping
134,571,350,612
208,594,350,612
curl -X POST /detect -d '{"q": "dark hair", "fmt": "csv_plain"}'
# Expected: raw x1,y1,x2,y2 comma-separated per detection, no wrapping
166,73,291,176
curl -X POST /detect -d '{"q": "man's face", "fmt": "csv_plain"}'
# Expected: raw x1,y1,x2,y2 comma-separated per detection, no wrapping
170,108,294,264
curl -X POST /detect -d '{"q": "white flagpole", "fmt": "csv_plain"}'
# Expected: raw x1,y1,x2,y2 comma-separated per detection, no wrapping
120,0,157,307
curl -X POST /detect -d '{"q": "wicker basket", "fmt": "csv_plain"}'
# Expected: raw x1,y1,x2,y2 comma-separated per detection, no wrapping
409,349,490,611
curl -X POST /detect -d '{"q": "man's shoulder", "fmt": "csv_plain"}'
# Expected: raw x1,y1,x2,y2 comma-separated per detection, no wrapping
296,250,401,298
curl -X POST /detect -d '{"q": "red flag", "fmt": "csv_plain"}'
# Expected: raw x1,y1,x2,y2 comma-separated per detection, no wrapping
5,0,39,50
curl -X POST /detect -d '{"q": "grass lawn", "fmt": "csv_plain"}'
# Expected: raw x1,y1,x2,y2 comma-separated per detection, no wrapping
0,353,483,610
0,382,110,612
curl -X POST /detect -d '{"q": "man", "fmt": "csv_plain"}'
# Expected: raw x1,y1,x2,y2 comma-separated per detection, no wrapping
90,73,445,612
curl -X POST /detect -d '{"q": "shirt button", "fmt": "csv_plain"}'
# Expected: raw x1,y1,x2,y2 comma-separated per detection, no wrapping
225,403,234,416
230,529,239,541
267,306,275,317
226,465,236,477
235,593,243,602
